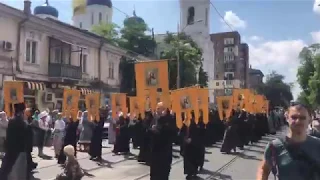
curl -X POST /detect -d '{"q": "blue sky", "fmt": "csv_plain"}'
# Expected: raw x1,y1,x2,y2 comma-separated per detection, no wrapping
2,0,320,100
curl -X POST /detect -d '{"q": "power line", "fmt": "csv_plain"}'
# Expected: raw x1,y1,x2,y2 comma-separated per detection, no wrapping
210,1,234,31
210,1,263,66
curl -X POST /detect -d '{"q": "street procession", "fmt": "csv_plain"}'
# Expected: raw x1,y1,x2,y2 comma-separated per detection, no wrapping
0,59,284,180
3,0,320,179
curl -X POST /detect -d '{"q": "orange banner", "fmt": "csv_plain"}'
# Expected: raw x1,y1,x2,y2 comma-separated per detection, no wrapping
85,93,100,121
3,81,24,117
111,93,127,118
135,60,169,97
63,89,80,121
129,96,141,119
170,90,183,129
198,88,209,124
217,96,233,120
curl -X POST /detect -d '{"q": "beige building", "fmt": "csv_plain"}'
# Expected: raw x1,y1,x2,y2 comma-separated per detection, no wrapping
210,31,249,97
0,0,145,111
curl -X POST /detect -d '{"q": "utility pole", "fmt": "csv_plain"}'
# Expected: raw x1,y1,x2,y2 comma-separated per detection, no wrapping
176,23,181,89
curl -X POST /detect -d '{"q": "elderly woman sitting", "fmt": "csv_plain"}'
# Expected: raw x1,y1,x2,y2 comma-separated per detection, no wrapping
56,145,84,180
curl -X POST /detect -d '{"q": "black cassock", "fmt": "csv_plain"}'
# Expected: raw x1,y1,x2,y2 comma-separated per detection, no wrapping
150,115,175,180
89,119,104,158
58,120,79,164
0,115,28,180
113,119,130,154
181,121,202,177
137,119,152,164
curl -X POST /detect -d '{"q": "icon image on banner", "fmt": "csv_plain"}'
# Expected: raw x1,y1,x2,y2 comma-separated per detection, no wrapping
198,97,202,106
10,88,17,102
89,99,95,109
145,68,158,87
180,96,191,109
222,100,229,109
134,100,139,110
115,96,121,106
66,95,73,106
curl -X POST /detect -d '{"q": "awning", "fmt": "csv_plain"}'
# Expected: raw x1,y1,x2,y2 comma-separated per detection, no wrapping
80,88,93,95
25,82,46,91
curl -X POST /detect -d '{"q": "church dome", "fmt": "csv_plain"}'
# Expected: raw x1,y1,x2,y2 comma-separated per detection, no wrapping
87,0,112,8
125,10,145,24
34,0,59,18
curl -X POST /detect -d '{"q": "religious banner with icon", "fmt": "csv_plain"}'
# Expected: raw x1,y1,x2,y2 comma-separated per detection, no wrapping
255,95,265,113
63,89,80,121
240,89,251,112
135,60,169,97
198,88,209,124
232,89,245,110
217,96,233,120
170,89,183,128
3,81,24,117
111,93,127,118
187,87,199,124
85,92,100,121
129,96,142,119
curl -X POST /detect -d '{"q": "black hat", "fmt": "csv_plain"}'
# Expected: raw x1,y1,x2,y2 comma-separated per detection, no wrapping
13,103,26,113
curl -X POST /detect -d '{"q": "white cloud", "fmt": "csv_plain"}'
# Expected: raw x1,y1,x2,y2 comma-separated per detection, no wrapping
249,36,263,41
249,39,306,100
310,31,320,43
221,11,247,29
313,0,320,15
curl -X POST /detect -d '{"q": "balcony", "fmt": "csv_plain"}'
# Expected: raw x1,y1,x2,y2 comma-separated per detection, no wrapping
48,63,82,80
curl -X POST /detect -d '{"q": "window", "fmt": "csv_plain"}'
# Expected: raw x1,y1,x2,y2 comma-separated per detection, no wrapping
53,48,61,63
99,12,102,23
205,8,208,26
79,22,82,28
26,40,37,63
216,82,219,86
215,74,218,79
224,47,234,52
108,61,114,79
82,54,87,73
91,12,94,25
187,7,195,25
224,38,234,45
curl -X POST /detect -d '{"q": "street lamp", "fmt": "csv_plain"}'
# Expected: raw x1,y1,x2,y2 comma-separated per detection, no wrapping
176,19,203,89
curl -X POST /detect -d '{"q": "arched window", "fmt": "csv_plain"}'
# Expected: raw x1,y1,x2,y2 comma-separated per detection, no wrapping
99,12,102,23
187,7,195,25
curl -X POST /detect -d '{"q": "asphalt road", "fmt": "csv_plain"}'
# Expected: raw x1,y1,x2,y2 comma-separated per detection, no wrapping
2,129,286,180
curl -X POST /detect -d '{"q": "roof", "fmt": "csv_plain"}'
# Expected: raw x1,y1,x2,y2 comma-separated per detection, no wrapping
249,68,264,76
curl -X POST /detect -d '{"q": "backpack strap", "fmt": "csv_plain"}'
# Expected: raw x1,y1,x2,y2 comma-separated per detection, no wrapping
269,141,279,180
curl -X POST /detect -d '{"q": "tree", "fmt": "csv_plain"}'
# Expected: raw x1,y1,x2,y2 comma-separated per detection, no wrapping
297,43,320,107
118,12,156,94
160,32,203,89
257,71,293,109
91,23,120,45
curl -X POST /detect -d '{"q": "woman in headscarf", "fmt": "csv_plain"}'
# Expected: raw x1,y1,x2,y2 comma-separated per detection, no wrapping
53,113,66,158
0,111,8,158
107,110,116,144
78,111,94,152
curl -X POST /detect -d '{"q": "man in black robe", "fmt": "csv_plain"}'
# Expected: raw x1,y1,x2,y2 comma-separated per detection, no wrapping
89,117,104,161
0,102,29,180
149,103,175,180
24,108,38,172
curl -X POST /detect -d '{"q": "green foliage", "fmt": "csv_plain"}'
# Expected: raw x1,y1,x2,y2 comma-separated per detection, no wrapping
257,71,293,109
161,32,206,89
297,43,320,107
91,23,120,45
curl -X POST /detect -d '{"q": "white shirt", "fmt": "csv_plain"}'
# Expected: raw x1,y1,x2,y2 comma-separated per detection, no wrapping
54,119,65,130
39,118,49,131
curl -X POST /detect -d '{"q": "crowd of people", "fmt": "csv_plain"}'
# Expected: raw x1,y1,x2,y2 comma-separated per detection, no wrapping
0,101,287,180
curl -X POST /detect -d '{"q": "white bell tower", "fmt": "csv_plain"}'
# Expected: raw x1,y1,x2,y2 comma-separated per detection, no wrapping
180,0,215,104
179,0,210,36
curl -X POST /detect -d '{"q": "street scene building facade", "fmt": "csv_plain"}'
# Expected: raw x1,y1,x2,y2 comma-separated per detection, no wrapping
0,0,145,111
248,66,264,90
210,31,249,97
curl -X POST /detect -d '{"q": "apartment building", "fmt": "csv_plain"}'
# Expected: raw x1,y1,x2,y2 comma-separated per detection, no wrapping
0,0,145,111
210,31,249,96
248,66,264,90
